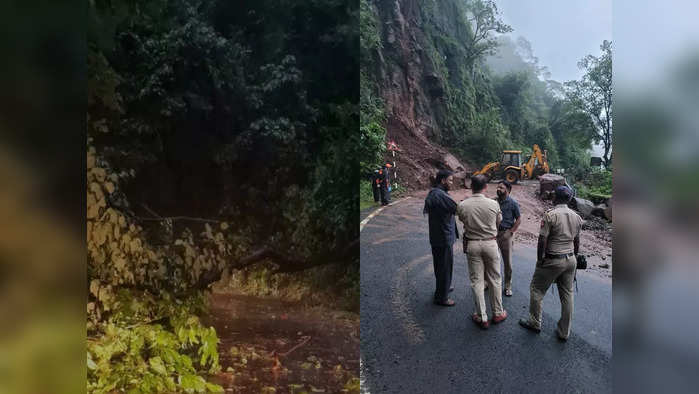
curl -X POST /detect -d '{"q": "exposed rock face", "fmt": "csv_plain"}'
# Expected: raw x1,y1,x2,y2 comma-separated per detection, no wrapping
373,0,472,190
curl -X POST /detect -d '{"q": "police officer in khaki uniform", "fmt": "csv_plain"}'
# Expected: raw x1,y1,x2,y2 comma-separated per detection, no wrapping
519,186,583,341
457,175,507,329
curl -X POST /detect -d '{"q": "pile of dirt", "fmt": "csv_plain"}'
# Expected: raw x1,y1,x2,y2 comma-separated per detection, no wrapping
583,216,612,233
514,184,612,274
386,116,473,191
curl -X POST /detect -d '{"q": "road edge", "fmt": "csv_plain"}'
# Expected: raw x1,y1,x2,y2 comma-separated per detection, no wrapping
359,197,412,232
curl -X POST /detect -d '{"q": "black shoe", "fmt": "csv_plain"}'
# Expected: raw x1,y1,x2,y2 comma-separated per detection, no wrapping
518,318,541,334
434,299,456,307
449,286,454,293
556,331,568,342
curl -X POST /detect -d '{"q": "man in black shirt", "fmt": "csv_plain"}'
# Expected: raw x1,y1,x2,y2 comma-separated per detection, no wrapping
423,170,459,306
371,169,381,203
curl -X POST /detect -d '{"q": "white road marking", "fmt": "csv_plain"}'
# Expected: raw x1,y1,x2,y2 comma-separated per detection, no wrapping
359,197,412,232
359,196,412,393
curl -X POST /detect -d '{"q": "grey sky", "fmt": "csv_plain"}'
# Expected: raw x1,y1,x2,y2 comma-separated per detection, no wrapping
614,0,699,86
495,0,611,83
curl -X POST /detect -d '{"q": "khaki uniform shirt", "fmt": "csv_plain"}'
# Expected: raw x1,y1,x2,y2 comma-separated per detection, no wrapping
540,204,583,254
457,193,502,240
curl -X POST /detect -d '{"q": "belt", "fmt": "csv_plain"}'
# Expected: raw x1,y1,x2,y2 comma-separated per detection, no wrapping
466,236,496,241
545,252,575,259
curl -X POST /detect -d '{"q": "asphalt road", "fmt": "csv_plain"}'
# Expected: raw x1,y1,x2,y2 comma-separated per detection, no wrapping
360,196,611,393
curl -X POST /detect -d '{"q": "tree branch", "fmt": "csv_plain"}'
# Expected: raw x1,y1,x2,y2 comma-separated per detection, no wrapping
195,239,359,289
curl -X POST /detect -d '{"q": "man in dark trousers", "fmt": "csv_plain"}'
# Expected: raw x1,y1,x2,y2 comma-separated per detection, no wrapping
423,170,459,306
371,169,381,203
379,163,392,205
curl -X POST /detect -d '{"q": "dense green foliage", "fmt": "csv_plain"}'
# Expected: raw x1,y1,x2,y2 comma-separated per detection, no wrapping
88,0,358,391
566,40,613,168
359,0,386,174
575,168,612,200
359,179,375,210
87,292,222,393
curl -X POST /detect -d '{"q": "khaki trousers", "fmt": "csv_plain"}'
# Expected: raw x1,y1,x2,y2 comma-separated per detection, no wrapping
496,230,513,291
466,239,504,321
527,255,576,339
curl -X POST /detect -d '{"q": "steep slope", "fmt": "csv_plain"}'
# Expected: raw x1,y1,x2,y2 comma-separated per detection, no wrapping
363,1,596,191
371,0,472,189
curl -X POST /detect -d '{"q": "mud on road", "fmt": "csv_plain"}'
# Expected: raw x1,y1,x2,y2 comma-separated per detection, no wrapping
203,293,359,393
412,181,613,280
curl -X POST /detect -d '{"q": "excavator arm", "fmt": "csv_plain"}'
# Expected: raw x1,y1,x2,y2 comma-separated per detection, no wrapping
473,161,499,178
523,144,549,178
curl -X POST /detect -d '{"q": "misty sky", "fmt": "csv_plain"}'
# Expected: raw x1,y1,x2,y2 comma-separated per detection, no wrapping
495,0,612,83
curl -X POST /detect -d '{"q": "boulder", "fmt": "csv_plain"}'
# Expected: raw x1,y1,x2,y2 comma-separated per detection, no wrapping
569,197,596,218
539,174,566,196
591,203,607,219
443,153,465,173
451,171,468,190
604,200,612,221
590,202,612,221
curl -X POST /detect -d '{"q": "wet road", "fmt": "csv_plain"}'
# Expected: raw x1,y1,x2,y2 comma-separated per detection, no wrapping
360,196,611,393
204,293,359,393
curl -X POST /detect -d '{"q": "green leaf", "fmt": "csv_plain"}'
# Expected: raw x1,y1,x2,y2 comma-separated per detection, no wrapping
87,355,97,370
179,373,207,393
149,356,167,375
205,382,224,393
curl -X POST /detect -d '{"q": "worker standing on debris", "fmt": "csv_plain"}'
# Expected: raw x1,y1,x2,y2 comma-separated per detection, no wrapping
457,175,507,329
423,170,459,306
519,185,583,341
379,163,392,205
495,180,521,297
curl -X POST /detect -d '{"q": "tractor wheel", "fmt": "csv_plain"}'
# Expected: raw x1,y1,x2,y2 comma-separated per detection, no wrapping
505,169,519,184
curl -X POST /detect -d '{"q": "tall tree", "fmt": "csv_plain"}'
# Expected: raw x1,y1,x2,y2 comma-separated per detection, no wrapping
463,0,513,65
566,40,613,168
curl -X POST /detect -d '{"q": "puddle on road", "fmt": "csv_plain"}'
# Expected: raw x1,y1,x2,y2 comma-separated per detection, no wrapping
203,293,359,393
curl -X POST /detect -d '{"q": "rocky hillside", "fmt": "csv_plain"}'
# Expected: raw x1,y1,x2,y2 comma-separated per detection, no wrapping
366,0,474,189
361,0,594,191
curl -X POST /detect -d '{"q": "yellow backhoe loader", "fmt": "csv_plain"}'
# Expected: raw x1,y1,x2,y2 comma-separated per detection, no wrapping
470,144,550,184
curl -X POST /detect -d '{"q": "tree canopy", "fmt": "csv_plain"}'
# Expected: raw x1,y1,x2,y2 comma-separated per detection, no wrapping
88,0,358,391
566,40,613,168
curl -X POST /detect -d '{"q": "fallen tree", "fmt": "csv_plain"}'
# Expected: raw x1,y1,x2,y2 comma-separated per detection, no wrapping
87,143,357,392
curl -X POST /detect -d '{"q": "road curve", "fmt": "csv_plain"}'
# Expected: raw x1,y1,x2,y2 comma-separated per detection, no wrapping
360,196,611,393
